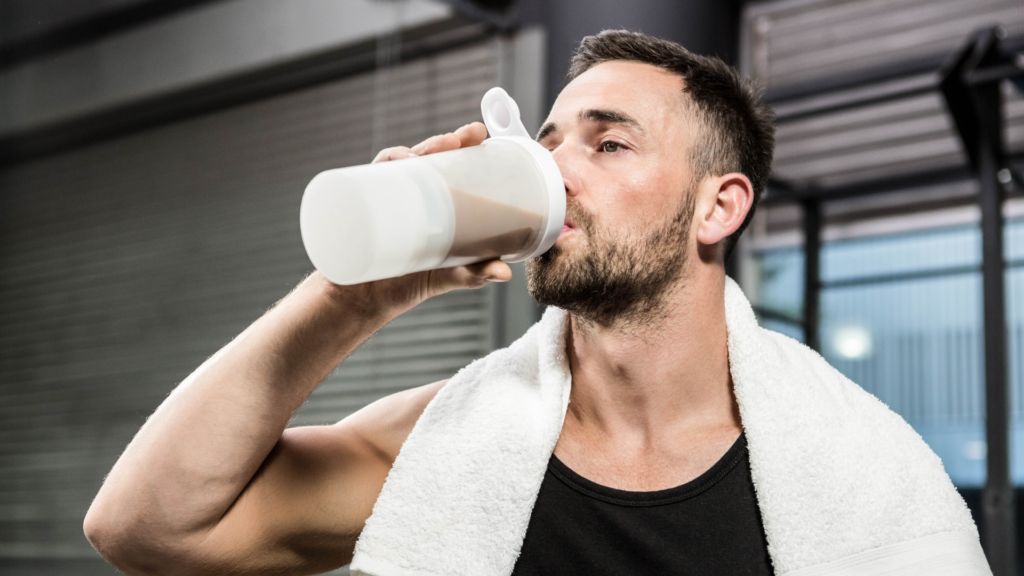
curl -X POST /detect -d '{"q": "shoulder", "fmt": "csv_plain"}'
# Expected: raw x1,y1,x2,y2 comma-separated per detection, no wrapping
333,380,448,465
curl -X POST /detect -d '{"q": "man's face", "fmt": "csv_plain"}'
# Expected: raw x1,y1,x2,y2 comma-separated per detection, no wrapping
527,60,700,326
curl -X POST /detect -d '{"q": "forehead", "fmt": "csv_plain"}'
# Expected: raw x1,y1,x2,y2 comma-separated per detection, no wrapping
547,60,688,130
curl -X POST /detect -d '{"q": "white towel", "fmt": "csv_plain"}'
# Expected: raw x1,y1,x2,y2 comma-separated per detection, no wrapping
350,278,989,576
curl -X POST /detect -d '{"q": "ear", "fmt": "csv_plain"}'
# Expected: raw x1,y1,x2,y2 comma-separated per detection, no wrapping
695,173,754,247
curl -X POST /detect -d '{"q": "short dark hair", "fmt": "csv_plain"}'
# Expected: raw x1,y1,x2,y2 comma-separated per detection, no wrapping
567,30,775,260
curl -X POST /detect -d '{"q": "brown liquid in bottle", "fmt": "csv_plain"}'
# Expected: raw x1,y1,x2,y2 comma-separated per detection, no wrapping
447,188,543,259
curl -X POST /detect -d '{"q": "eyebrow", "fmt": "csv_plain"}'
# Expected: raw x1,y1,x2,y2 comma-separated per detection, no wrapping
536,122,557,142
535,108,645,143
579,108,644,133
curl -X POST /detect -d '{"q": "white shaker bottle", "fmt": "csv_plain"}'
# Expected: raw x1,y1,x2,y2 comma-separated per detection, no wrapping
300,87,566,285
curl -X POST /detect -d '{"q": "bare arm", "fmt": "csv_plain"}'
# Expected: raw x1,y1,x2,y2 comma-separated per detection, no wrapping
84,123,505,576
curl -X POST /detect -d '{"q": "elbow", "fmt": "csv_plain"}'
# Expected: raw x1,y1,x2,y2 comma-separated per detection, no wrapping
83,504,140,575
83,501,117,561
82,505,104,551
83,503,176,576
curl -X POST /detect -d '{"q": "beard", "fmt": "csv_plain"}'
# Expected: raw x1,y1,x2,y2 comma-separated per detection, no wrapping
526,188,697,328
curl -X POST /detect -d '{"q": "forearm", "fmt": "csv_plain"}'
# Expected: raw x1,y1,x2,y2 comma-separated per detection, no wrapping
86,272,399,545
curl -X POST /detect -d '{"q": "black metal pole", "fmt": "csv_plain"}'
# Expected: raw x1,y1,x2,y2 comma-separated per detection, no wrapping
802,198,821,352
939,30,1018,571
975,80,1016,576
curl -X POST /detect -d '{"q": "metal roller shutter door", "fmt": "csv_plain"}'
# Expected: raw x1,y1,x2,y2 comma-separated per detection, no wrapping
742,0,1024,191
742,0,1024,94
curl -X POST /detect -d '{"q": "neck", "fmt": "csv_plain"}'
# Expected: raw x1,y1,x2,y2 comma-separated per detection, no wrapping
563,266,740,451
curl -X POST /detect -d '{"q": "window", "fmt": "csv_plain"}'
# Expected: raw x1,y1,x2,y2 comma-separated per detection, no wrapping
751,217,1024,487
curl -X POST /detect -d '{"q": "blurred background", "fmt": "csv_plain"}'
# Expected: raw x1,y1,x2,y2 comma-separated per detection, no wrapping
1,0,1023,574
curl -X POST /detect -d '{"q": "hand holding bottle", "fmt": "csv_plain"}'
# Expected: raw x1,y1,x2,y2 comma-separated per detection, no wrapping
301,87,566,317
327,122,513,319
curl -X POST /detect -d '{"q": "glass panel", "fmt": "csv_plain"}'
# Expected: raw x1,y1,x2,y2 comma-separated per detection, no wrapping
820,274,985,486
820,225,989,488
754,218,1024,487
754,247,804,318
761,318,804,343
1008,219,1024,486
1008,218,1024,262
821,226,980,283
752,246,805,342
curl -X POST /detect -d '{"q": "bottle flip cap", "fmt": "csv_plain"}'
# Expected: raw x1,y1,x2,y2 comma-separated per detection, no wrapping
481,87,531,138
480,87,566,262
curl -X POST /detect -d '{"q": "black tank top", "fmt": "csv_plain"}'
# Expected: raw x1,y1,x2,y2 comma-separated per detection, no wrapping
511,433,774,575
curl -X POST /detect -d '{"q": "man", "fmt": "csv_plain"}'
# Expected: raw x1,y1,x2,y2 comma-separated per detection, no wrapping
84,31,982,576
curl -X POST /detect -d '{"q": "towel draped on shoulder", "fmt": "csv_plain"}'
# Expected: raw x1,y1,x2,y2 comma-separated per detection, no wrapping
351,278,989,576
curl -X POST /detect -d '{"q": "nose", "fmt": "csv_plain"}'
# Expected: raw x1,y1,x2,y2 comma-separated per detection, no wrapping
551,143,581,198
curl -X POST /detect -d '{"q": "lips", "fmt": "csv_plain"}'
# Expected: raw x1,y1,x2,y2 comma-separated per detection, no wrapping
558,219,576,240
559,205,583,240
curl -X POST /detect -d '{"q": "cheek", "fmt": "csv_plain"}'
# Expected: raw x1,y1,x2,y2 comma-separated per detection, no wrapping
609,166,680,223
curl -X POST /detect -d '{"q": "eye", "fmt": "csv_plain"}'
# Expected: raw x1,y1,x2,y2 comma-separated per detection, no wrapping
601,141,625,153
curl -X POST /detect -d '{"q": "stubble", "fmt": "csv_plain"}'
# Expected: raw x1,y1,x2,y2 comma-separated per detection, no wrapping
526,188,697,330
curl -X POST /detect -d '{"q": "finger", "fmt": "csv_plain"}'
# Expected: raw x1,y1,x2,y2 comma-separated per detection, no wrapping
455,122,487,148
373,146,417,163
410,133,461,156
464,259,512,283
426,259,511,295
